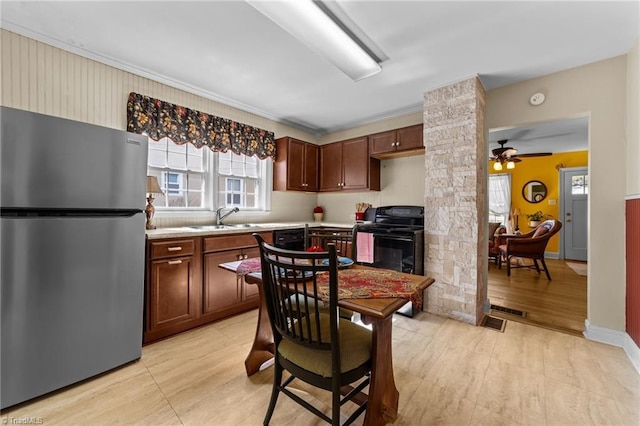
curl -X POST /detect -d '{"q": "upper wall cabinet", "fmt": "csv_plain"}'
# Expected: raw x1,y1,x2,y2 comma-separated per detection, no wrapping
273,137,319,192
369,124,424,159
319,137,380,192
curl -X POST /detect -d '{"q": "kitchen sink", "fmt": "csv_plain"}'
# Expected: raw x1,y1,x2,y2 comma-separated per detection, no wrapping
187,225,231,230
186,224,262,231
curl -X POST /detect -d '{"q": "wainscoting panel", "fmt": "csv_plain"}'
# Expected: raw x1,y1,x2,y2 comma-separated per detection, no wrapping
627,197,640,347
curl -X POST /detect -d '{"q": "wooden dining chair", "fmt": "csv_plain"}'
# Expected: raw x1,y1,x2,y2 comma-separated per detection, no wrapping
253,234,372,426
304,224,356,320
304,225,356,259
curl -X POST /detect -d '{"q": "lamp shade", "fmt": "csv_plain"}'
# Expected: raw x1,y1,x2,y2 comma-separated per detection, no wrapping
493,161,503,171
146,176,163,194
513,208,521,216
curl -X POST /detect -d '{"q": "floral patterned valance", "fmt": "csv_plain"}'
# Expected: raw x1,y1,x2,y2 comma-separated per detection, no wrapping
126,92,276,160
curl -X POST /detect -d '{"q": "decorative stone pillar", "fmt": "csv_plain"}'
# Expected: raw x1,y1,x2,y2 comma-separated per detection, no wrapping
423,77,488,325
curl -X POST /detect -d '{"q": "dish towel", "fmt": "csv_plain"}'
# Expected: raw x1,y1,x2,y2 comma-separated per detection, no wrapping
356,232,374,264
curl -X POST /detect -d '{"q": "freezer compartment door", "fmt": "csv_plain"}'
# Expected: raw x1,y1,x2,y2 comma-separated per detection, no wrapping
1,214,145,409
1,107,148,210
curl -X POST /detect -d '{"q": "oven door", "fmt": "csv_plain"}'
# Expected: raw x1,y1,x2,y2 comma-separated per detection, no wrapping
370,234,419,275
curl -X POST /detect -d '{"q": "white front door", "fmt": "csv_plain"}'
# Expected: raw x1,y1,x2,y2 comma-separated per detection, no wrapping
560,167,588,261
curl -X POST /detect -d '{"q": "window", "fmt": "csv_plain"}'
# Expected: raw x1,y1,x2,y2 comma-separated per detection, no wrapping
147,138,206,208
489,174,511,226
217,151,260,209
147,137,270,211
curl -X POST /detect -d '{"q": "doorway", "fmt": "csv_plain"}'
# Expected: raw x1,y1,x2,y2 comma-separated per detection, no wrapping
560,167,588,261
487,117,589,335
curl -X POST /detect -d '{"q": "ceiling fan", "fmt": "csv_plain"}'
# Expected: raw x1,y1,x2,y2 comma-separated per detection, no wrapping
490,139,552,171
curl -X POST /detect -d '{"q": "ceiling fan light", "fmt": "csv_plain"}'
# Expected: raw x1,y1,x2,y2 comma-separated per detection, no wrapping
506,161,515,169
493,161,503,171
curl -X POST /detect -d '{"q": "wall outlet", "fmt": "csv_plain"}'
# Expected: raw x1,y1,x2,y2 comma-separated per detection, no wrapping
548,198,557,205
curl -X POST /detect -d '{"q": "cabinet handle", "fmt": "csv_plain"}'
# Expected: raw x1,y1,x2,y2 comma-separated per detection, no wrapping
396,141,400,147
167,246,183,252
167,260,182,265
244,254,249,259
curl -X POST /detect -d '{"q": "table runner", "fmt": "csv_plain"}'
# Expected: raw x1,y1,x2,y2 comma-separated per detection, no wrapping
236,257,263,275
235,258,423,310
316,269,422,310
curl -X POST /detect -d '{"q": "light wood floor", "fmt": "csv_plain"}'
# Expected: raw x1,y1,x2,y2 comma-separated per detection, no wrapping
488,258,588,336
2,306,638,425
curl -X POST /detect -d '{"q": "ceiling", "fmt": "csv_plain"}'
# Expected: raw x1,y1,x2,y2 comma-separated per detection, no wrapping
1,1,638,145
488,116,589,156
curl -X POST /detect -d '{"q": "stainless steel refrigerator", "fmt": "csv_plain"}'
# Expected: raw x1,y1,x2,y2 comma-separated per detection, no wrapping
1,107,148,409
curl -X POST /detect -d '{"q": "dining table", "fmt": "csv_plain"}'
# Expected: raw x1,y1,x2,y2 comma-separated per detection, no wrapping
219,259,435,426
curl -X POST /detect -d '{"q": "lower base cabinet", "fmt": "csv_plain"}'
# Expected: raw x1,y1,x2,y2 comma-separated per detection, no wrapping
149,256,197,329
144,231,272,344
202,247,259,317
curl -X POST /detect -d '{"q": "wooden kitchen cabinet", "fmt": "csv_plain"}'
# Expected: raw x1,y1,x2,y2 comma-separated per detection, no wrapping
145,238,201,343
273,137,319,191
202,232,272,321
369,124,423,158
144,230,272,344
319,136,380,192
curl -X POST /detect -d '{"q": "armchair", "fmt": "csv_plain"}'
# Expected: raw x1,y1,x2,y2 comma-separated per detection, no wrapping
488,222,507,265
498,219,562,280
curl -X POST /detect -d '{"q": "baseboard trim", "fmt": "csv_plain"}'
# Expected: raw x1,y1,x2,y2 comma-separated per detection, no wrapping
584,320,640,375
544,251,560,259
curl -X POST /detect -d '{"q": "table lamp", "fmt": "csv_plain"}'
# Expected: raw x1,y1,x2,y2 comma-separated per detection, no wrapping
145,176,163,230
513,208,521,233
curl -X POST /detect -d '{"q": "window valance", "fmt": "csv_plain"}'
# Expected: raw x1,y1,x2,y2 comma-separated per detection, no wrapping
126,92,276,160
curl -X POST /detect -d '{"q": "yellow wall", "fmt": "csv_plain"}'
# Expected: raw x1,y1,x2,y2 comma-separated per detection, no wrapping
489,151,588,253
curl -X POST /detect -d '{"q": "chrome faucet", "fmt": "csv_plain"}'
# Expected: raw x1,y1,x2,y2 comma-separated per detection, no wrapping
216,207,239,225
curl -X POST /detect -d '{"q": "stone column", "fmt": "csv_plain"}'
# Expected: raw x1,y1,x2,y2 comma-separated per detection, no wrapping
423,77,488,325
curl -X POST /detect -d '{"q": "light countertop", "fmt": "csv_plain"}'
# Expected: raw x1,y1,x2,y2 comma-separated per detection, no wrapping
145,221,355,240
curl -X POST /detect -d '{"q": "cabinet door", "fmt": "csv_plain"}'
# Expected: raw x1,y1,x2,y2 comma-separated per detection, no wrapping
149,256,197,331
203,250,242,315
369,130,397,156
303,143,319,191
287,138,306,191
320,142,343,191
241,247,261,301
342,137,369,190
396,124,423,152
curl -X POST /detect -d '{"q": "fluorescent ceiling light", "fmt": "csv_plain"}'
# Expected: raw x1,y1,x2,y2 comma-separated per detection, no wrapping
247,0,382,81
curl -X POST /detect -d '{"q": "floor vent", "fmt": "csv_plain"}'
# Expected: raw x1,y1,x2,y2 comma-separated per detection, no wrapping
490,304,527,318
481,316,506,332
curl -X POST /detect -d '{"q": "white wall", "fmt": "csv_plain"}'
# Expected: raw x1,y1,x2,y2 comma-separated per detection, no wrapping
627,38,640,196
486,55,628,331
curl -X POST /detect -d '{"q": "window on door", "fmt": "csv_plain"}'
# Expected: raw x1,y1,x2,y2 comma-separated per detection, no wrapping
571,174,589,195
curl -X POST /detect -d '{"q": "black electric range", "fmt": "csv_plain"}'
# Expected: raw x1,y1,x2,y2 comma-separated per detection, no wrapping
356,206,425,317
